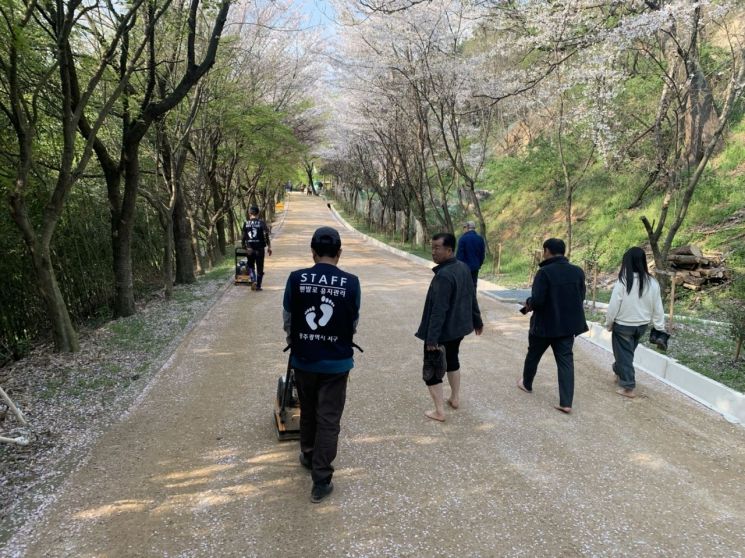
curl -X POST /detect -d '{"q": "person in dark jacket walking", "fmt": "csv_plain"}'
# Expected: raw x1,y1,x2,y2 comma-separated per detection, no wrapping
517,238,588,413
416,232,483,422
456,221,486,287
242,205,272,290
282,226,361,503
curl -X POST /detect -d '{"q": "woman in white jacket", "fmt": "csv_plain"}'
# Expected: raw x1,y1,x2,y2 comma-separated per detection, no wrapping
605,247,665,398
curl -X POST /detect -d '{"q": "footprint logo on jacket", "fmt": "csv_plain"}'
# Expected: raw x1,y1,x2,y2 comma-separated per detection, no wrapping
305,307,318,330
318,297,335,326
304,297,335,331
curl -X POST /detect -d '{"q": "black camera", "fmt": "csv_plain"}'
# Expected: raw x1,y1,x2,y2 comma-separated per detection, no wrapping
519,306,529,315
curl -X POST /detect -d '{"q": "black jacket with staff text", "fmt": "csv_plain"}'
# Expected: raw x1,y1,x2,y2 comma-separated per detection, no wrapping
242,218,270,250
283,263,360,368
527,256,588,338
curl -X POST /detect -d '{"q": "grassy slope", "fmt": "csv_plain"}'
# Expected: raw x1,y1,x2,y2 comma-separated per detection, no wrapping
474,118,745,391
478,120,745,289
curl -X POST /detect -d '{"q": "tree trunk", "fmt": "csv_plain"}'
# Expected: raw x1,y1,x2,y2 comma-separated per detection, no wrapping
465,179,489,254
457,187,467,213
403,205,411,242
111,142,140,317
188,207,204,275
34,245,80,352
306,163,315,195
164,216,175,299
10,187,81,352
173,183,196,284
216,214,226,255
228,209,236,245
209,173,227,256
202,205,219,270
111,220,135,316
441,198,454,235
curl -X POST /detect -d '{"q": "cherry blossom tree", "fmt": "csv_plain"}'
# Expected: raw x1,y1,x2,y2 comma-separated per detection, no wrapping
334,0,744,273
476,1,744,278
330,0,497,240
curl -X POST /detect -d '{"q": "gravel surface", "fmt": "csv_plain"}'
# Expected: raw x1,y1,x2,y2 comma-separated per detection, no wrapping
6,193,745,557
1,272,231,551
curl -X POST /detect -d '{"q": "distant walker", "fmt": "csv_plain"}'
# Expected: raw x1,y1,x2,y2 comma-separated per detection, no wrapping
456,221,486,288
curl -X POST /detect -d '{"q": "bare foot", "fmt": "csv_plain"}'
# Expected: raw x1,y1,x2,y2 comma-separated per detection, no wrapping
425,410,445,422
517,379,532,393
446,398,459,410
616,388,637,399
554,405,572,414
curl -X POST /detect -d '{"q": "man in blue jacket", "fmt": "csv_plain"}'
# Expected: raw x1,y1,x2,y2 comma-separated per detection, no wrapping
456,221,486,287
517,238,588,414
283,226,361,503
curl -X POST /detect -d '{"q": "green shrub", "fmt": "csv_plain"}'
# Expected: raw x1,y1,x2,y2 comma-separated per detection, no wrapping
723,275,745,361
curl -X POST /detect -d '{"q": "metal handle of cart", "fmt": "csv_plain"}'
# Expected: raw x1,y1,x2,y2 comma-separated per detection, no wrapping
279,342,363,414
274,343,364,440
280,348,294,416
274,347,300,440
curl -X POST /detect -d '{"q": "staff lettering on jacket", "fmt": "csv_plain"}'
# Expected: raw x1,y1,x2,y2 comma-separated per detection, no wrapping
299,273,347,287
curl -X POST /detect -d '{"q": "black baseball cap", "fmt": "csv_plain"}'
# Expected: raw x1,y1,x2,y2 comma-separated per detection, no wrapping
249,205,259,214
311,226,341,246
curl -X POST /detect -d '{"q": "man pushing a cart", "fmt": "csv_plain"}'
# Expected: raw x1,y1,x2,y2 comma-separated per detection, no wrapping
242,205,272,290
282,226,361,503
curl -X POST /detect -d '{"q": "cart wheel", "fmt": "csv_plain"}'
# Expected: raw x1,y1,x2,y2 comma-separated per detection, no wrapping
276,376,284,406
286,376,297,406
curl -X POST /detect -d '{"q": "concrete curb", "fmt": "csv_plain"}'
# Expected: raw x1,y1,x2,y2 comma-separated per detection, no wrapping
328,202,745,426
581,324,745,425
328,204,436,269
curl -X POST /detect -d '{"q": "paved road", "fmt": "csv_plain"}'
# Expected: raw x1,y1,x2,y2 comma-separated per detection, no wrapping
17,194,745,557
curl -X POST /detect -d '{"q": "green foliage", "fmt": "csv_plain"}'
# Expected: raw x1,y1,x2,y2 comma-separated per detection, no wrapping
478,139,647,283
476,103,745,286
202,254,233,281
0,181,163,363
723,275,745,360
0,0,316,362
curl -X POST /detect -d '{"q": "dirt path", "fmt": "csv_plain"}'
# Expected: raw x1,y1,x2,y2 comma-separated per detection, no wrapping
15,193,745,557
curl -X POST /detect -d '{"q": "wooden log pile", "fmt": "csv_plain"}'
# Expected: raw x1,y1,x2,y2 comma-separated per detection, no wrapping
667,245,730,291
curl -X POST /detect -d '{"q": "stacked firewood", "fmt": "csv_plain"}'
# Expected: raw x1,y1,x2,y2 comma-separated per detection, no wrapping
667,245,730,291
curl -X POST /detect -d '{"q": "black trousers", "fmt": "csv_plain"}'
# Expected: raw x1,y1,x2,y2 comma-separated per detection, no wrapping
253,249,265,286
471,269,479,288
295,369,349,484
522,334,575,408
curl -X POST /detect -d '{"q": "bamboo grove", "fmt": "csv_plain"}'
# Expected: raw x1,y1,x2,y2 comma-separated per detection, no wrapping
1,0,325,358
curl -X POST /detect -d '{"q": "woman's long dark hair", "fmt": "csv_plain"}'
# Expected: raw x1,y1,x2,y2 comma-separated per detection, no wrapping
619,246,652,295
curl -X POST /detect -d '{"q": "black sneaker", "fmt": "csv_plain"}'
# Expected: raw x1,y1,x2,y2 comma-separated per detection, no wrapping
299,452,312,470
310,481,333,503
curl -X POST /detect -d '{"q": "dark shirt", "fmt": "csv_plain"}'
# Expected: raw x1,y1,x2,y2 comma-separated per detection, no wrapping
416,258,483,345
456,230,486,272
283,263,361,373
527,256,588,338
242,218,270,250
